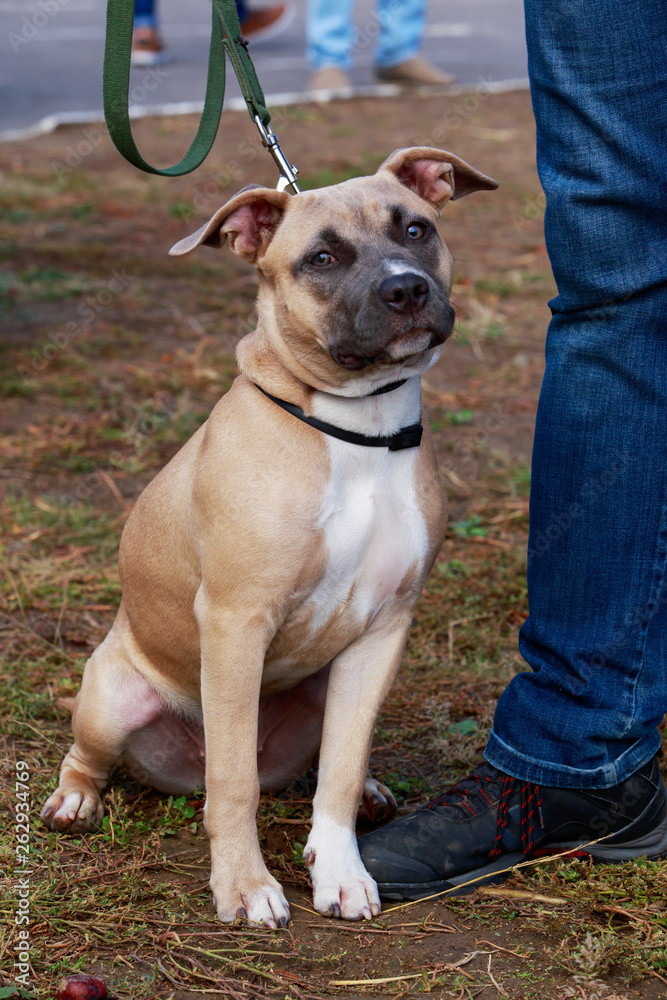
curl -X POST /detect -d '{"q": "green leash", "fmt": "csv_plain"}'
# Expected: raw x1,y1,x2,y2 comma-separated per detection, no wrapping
103,0,300,189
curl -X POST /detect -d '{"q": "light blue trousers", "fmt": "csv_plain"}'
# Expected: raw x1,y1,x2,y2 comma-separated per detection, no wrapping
307,0,425,70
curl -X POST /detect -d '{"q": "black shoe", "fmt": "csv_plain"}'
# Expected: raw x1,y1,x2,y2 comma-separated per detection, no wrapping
358,755,667,901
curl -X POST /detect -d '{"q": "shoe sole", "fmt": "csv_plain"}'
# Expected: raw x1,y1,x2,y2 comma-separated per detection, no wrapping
375,71,455,86
377,850,526,902
377,812,667,902
130,51,171,66
551,807,667,863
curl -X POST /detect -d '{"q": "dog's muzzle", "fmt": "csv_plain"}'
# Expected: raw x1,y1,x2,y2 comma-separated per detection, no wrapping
379,272,430,314
333,304,454,370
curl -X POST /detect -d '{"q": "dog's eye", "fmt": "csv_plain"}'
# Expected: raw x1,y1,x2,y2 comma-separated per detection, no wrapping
407,223,426,240
310,251,337,267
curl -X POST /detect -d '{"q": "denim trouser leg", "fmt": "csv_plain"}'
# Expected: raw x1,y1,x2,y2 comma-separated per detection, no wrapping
133,0,157,29
307,0,424,70
134,0,245,32
374,0,425,69
484,0,667,788
307,0,356,70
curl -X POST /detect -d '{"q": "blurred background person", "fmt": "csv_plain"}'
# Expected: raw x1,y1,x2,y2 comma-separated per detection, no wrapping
132,0,296,67
307,0,453,90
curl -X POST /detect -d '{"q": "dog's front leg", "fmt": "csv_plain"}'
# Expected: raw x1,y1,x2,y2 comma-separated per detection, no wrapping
196,588,290,928
304,610,413,920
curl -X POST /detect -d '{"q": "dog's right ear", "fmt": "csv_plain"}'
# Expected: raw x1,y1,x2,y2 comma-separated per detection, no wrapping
379,147,498,208
169,184,291,262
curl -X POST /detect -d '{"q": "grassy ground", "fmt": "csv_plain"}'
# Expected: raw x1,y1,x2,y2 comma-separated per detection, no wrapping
1,90,666,999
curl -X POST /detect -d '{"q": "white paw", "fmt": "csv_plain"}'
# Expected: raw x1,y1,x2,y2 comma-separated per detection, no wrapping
305,815,381,920
310,864,380,920
211,875,290,929
358,777,398,823
40,788,104,834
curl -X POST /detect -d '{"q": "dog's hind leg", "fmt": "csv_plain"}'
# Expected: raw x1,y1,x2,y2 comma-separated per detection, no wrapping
257,666,397,823
359,776,397,823
257,666,329,793
41,615,168,834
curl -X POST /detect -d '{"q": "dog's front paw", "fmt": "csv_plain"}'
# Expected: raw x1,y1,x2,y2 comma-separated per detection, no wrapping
305,820,381,920
211,873,290,929
310,865,380,920
41,786,104,834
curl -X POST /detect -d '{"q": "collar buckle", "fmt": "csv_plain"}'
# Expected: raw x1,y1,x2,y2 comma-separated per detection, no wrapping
388,424,423,451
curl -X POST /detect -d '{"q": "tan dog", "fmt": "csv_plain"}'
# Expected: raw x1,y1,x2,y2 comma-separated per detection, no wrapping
41,147,497,926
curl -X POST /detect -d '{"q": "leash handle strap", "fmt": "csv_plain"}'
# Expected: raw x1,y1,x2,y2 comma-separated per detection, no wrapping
103,0,271,176
256,386,423,451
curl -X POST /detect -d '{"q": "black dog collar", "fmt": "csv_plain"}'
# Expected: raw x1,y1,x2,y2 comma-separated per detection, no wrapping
368,378,408,396
256,384,423,451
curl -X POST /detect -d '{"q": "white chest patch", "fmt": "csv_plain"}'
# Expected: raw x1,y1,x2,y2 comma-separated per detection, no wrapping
308,379,429,633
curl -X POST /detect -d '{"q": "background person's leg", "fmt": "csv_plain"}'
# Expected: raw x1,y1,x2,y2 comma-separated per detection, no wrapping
306,0,356,72
133,0,156,29
374,0,424,70
485,0,667,789
132,0,169,65
133,0,250,31
373,0,452,84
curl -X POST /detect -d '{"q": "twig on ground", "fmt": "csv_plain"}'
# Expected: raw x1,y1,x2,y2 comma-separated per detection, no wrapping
486,954,508,997
476,939,529,958
477,886,567,905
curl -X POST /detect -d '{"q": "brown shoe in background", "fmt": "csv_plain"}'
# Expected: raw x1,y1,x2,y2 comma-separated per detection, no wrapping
376,56,454,86
308,66,352,92
240,2,296,44
131,26,171,67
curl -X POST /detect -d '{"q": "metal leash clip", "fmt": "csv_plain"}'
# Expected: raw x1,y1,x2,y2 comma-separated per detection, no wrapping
254,114,301,194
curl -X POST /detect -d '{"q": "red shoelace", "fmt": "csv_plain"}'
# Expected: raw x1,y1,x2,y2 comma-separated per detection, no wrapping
490,775,543,859
427,769,543,859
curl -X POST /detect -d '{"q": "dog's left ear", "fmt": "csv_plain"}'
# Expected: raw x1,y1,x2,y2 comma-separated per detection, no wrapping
169,184,291,262
379,147,498,208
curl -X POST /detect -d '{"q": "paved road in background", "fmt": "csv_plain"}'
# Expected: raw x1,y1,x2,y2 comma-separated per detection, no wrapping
1,0,527,137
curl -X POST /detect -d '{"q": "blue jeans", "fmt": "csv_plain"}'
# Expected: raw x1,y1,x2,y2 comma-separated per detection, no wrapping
133,0,157,29
485,0,667,788
134,0,246,29
307,0,424,70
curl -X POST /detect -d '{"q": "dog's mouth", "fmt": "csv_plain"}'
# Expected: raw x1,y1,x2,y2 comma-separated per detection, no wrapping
334,326,448,370
386,326,442,359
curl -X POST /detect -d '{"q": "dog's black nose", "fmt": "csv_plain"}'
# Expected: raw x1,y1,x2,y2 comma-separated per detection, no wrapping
379,273,430,314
